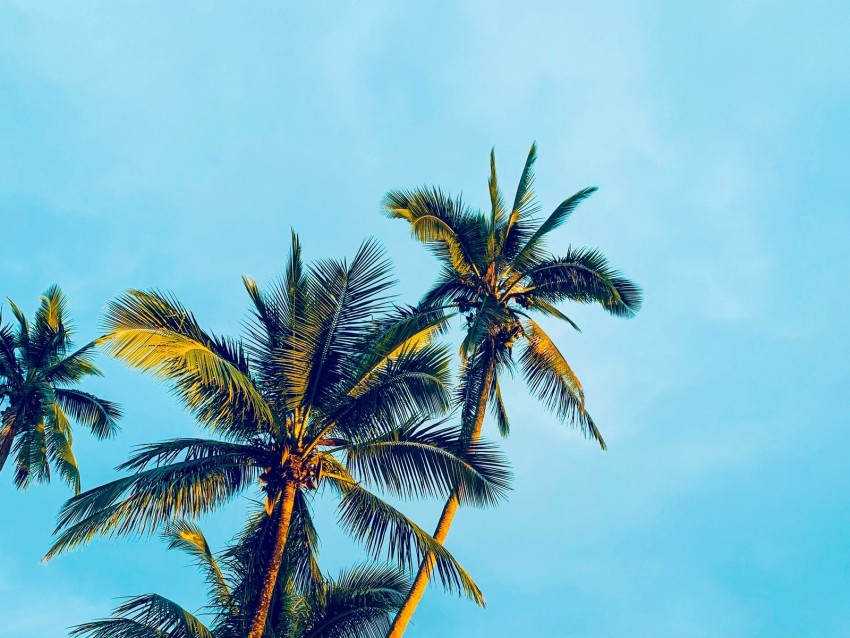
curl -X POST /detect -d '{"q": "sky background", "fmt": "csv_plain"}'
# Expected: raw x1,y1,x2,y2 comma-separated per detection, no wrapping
1,1,849,636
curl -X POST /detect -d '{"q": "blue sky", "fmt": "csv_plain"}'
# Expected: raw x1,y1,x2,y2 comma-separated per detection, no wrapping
1,1,849,636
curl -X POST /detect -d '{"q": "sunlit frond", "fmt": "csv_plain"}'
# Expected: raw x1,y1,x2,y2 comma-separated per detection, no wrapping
101,289,273,434
47,403,81,493
383,188,486,276
163,519,231,608
46,454,258,560
518,319,605,448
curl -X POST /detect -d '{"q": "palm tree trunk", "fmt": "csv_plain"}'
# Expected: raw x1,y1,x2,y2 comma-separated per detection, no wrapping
387,357,496,638
0,411,15,472
246,480,298,638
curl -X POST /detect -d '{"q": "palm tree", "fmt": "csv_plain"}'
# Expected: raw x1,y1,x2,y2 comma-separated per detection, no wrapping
382,144,643,635
47,235,511,638
72,515,415,638
0,285,121,493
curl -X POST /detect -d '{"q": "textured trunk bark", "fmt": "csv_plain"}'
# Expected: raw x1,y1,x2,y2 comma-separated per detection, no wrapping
0,410,15,472
387,357,496,638
245,480,298,638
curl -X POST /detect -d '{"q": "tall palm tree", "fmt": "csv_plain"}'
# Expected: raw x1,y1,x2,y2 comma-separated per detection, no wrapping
72,515,415,638
0,285,121,493
47,235,511,638
382,144,643,635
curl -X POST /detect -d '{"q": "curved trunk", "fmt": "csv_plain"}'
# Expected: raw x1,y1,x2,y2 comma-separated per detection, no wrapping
246,480,298,638
0,410,15,472
387,357,496,638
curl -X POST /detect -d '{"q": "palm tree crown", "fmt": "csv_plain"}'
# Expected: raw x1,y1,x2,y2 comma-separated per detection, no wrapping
47,235,511,638
0,285,121,493
72,516,414,638
382,144,643,636
384,143,642,444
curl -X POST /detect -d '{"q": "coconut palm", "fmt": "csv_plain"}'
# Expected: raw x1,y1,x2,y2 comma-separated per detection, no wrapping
47,235,511,638
0,285,121,493
71,515,414,638
382,144,643,635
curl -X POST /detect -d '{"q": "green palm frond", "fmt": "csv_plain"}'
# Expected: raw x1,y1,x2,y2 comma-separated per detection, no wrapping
511,186,598,269
383,188,486,276
489,378,510,438
46,454,258,560
116,438,266,473
331,344,451,441
419,267,472,309
301,564,410,638
0,318,18,379
46,341,102,384
518,319,605,448
71,593,214,638
13,418,50,489
345,305,450,399
54,388,122,439
522,248,643,318
294,239,395,413
330,477,484,605
344,418,511,507
488,148,508,232
498,143,541,260
0,414,14,473
163,519,231,608
455,345,495,442
519,298,582,332
46,404,81,493
101,289,273,434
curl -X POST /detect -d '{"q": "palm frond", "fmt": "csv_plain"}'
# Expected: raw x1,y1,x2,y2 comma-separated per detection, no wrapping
344,305,449,400
46,341,102,384
301,564,410,638
46,404,81,493
163,519,231,608
523,248,643,318
0,411,15,473
12,418,49,489
489,378,510,438
511,186,598,269
70,593,214,638
383,188,486,276
54,388,122,439
333,345,451,440
330,476,485,605
294,239,395,413
518,319,605,448
344,418,511,507
101,289,273,434
419,267,473,309
455,345,495,442
499,143,541,261
46,454,257,560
